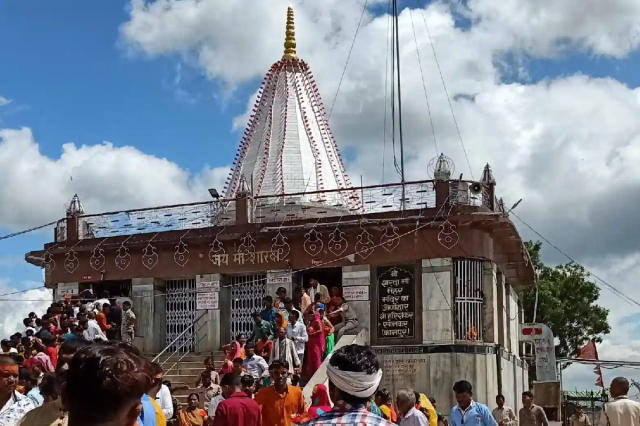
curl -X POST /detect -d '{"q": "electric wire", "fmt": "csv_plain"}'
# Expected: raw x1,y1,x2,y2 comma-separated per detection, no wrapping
408,6,439,156
416,0,473,179
390,4,401,179
327,0,370,122
510,211,640,309
0,220,58,242
381,0,392,184
393,0,406,187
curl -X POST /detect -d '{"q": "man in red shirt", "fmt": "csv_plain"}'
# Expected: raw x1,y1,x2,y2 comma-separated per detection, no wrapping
44,336,58,369
213,373,260,426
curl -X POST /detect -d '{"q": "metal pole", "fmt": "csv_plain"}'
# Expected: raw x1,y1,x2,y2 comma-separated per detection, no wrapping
393,0,406,210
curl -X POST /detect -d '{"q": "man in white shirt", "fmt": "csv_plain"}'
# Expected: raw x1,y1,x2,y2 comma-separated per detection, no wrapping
0,341,16,355
0,355,36,426
22,319,36,336
308,278,330,304
80,316,108,341
492,394,518,426
286,311,308,361
243,343,269,383
208,393,225,420
600,377,640,426
397,389,429,426
94,291,110,313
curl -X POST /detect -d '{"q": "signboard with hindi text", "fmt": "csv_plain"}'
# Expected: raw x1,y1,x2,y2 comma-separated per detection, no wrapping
196,280,220,292
267,270,293,286
376,265,415,340
343,285,369,301
197,291,219,310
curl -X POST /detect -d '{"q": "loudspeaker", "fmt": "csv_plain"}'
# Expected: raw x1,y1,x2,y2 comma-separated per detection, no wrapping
470,182,483,195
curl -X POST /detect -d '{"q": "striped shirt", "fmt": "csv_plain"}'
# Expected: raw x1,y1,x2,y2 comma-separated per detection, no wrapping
301,401,395,426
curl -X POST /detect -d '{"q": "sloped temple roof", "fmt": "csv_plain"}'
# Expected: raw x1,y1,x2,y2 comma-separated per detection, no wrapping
224,7,357,209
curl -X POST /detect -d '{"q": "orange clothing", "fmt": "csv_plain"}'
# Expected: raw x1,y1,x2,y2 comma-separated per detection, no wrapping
96,311,111,332
254,385,305,426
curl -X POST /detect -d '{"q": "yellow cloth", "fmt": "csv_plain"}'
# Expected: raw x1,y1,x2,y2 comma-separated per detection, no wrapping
379,405,392,421
150,397,167,426
419,394,438,426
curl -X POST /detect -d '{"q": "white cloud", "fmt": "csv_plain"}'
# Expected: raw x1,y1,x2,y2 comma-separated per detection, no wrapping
117,0,640,391
0,127,230,230
0,96,11,107
0,280,52,339
469,0,640,58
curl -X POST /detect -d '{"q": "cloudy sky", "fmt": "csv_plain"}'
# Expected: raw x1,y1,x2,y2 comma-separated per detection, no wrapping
2,0,640,394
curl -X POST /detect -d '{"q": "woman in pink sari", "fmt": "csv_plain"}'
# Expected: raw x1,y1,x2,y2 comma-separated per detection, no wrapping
220,333,246,377
224,333,246,362
304,312,325,379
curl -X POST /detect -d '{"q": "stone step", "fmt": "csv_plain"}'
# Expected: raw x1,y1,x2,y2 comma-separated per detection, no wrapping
149,354,226,364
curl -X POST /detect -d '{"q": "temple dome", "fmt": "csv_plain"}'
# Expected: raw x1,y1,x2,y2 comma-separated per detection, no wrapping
224,7,358,211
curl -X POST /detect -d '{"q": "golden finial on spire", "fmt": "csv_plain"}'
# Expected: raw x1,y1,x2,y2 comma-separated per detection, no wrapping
282,5,297,60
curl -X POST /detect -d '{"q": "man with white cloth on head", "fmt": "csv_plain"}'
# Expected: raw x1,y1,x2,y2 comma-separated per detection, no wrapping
300,344,394,426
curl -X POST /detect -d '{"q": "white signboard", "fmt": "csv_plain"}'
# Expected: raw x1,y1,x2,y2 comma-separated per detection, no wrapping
267,270,292,286
197,281,220,292
197,292,219,310
56,283,79,300
520,323,558,382
58,283,79,292
343,285,369,301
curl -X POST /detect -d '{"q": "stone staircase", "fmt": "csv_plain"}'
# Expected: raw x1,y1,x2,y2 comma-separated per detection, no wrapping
151,352,227,405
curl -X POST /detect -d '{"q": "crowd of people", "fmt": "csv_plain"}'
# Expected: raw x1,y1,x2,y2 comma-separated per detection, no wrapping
0,281,638,426
221,278,360,388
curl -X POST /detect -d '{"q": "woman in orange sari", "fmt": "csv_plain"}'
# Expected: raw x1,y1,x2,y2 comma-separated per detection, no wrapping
179,393,207,426
256,333,273,360
275,311,287,329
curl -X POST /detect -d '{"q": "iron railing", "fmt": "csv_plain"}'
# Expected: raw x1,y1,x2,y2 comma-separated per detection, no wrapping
153,311,208,375
56,179,497,241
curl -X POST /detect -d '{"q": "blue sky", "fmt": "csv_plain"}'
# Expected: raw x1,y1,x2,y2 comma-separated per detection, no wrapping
0,0,249,291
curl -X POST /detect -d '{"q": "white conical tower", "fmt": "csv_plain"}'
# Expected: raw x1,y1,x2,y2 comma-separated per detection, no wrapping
224,7,358,210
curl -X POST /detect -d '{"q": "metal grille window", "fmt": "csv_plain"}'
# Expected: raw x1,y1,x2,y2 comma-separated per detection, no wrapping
166,279,197,352
230,274,267,338
453,259,484,342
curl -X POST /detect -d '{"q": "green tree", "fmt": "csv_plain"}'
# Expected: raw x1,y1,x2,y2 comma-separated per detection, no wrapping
521,241,610,367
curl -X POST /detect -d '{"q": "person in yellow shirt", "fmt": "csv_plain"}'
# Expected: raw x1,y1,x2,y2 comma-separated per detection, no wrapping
149,364,168,426
415,392,438,426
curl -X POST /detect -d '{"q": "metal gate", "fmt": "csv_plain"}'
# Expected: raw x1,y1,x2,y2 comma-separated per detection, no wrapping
453,259,484,342
230,274,267,338
166,278,197,352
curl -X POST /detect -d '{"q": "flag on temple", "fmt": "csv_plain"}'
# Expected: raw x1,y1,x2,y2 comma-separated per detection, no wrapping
577,340,598,359
577,340,604,387
594,366,604,387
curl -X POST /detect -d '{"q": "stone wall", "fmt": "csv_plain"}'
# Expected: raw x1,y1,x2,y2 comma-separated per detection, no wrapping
342,265,371,344
131,277,165,354
421,258,453,342
196,274,221,353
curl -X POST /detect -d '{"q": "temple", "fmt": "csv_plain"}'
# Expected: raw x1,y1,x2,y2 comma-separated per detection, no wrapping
24,7,535,415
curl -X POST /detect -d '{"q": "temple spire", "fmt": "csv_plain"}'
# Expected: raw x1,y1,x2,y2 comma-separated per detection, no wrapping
282,6,297,60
